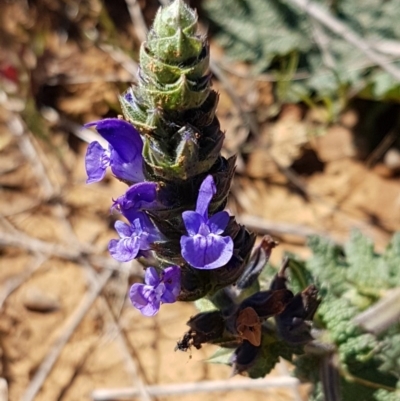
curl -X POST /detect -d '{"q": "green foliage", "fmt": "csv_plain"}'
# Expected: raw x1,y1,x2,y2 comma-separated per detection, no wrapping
383,233,400,287
200,228,400,397
379,332,400,379
203,0,400,113
374,389,400,401
207,347,234,365
206,333,304,378
292,231,400,400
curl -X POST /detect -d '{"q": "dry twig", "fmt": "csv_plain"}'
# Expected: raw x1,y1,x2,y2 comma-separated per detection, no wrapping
0,379,7,401
285,0,400,81
0,254,47,308
239,214,338,243
21,269,113,401
213,53,390,248
0,229,130,272
125,0,148,43
99,44,138,79
81,260,153,401
91,376,301,400
365,117,400,168
7,115,56,199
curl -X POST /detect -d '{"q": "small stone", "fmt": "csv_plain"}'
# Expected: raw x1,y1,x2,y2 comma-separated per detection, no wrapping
373,163,394,178
384,148,400,171
23,287,60,313
313,125,355,162
0,378,8,401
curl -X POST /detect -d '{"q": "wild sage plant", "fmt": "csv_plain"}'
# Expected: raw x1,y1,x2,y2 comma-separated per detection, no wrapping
85,0,318,376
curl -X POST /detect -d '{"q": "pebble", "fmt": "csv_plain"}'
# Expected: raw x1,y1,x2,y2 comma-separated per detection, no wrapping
23,287,60,313
384,148,400,171
0,378,7,401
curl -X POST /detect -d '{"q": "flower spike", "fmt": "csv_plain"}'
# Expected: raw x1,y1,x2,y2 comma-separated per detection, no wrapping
84,0,318,378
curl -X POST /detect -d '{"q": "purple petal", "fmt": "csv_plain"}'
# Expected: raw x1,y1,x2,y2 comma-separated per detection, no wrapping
195,175,216,219
123,182,158,207
180,234,234,270
124,87,134,103
114,220,133,238
110,150,144,183
86,118,142,162
208,211,230,234
144,267,160,287
161,290,177,304
182,211,204,236
112,182,158,220
161,266,181,302
85,141,110,183
129,267,180,315
129,283,146,307
131,218,150,250
108,236,140,262
133,213,161,244
129,283,162,316
85,118,144,183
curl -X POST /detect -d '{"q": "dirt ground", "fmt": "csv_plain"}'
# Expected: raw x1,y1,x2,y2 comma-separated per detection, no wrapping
1,1,400,401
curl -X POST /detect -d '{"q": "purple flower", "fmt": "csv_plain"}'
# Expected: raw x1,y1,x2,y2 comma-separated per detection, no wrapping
180,175,233,269
129,266,181,316
112,182,158,222
85,118,144,184
108,214,159,262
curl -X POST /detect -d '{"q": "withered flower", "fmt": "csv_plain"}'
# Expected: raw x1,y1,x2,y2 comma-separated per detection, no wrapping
177,254,320,375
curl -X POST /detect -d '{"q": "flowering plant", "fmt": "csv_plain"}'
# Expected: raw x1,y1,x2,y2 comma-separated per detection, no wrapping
84,0,318,377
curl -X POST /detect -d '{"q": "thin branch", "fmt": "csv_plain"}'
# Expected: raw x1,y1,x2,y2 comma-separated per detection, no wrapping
11,133,151,400
91,376,301,400
215,54,391,244
0,230,130,272
320,353,342,401
80,260,153,401
239,214,341,244
211,58,312,196
45,73,130,86
0,230,82,260
370,39,400,57
284,0,400,81
7,115,56,199
276,360,303,401
311,21,336,70
0,254,47,308
98,44,138,79
353,287,400,335
0,378,7,401
216,54,400,83
365,122,400,168
21,269,113,401
125,0,148,43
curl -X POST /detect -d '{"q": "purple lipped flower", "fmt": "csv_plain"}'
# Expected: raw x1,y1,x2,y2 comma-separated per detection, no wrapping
180,175,233,270
112,182,159,222
108,214,159,262
129,266,181,316
85,118,144,184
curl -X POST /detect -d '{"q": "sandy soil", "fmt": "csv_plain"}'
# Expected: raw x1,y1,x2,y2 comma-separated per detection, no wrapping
1,1,400,401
